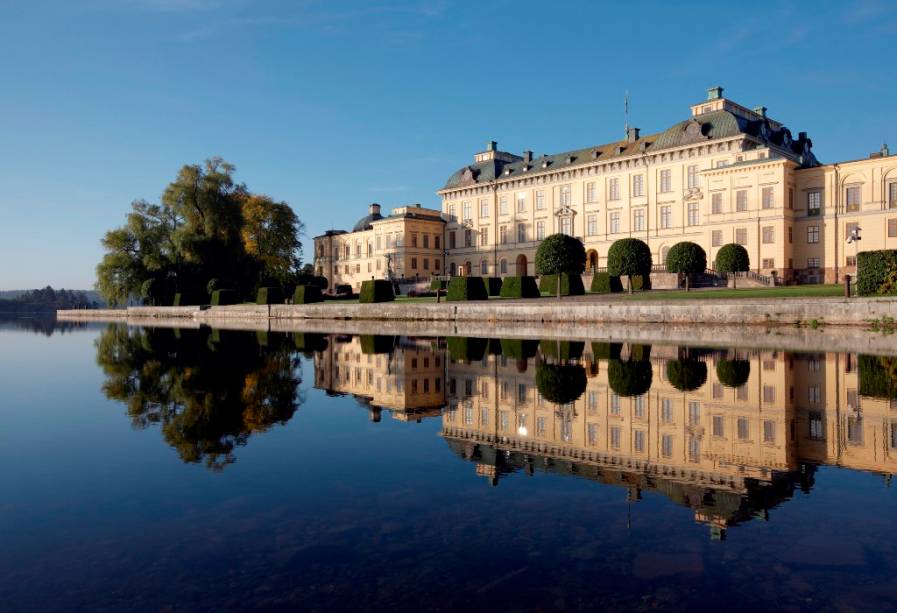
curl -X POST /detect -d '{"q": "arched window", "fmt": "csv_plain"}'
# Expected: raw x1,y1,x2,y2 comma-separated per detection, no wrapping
516,254,528,276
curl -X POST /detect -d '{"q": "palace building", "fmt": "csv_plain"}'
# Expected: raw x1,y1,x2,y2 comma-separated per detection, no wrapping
313,203,444,292
439,86,897,284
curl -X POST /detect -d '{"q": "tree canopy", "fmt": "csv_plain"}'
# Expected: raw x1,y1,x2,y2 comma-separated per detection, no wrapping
96,158,304,305
535,234,586,275
666,242,707,290
715,244,750,274
607,238,652,292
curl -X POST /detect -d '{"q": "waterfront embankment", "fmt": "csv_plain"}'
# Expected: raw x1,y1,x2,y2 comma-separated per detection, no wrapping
59,296,897,327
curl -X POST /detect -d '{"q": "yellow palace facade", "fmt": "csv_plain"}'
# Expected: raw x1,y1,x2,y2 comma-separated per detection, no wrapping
439,87,897,284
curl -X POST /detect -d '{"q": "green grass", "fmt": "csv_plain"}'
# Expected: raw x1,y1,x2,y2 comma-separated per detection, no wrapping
617,284,843,301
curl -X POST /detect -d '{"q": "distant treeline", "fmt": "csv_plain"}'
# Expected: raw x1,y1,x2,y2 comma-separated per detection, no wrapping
0,286,101,312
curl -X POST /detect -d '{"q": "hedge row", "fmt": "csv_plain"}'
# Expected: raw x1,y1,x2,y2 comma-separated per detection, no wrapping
211,289,238,306
486,277,503,297
447,336,488,362
447,276,488,301
500,276,540,298
539,339,585,361
857,249,897,296
591,273,623,294
293,285,323,304
256,287,283,305
539,273,585,296
359,280,395,303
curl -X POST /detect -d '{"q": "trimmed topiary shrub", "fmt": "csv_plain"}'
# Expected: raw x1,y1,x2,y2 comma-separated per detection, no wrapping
629,274,652,291
360,334,396,354
607,359,653,397
206,278,220,297
500,338,540,361
539,273,585,296
211,289,237,306
359,280,395,303
487,338,504,355
666,359,708,392
447,276,488,301
591,272,623,294
256,287,283,305
447,336,488,362
486,277,503,297
858,354,897,399
856,250,897,296
430,278,448,291
539,340,585,362
536,362,587,405
607,238,653,294
535,233,586,276
716,358,751,388
500,276,540,298
293,285,323,304
715,243,750,288
592,342,623,360
666,241,707,291
335,284,353,295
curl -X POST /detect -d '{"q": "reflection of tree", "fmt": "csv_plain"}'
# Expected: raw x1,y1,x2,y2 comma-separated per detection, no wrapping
536,363,587,404
96,324,302,470
859,354,897,400
666,359,708,392
607,344,653,397
716,359,751,389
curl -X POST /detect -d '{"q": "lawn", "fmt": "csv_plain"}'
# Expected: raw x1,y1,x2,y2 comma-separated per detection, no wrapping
615,284,844,300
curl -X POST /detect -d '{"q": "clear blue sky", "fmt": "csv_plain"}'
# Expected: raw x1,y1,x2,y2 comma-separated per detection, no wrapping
1,0,895,290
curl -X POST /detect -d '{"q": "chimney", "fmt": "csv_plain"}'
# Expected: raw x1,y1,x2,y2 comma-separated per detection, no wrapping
627,127,640,143
754,106,768,118
486,140,497,152
369,203,381,216
523,150,533,163
707,86,724,101
798,131,807,141
883,143,891,157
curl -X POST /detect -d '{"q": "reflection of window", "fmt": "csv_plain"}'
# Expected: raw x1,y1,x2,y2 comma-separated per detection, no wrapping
688,401,700,425
763,385,775,403
588,423,599,446
536,417,546,437
809,411,824,439
661,434,673,458
847,416,863,445
737,417,749,440
661,398,672,423
610,426,621,449
499,411,509,431
808,385,821,404
634,396,645,419
688,436,700,462
763,420,775,443
890,422,897,449
712,415,724,437
634,430,645,453
712,383,723,399
610,394,620,415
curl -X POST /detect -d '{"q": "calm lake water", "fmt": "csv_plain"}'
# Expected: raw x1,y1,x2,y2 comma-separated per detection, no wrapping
2,318,897,611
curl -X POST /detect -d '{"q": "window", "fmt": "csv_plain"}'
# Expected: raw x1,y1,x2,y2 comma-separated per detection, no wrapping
712,192,723,214
587,215,597,236
434,259,440,271
479,228,489,246
808,385,821,404
610,212,620,234
559,185,570,207
763,420,775,443
687,202,699,226
535,190,545,210
632,174,644,197
889,218,897,238
762,226,775,244
536,220,545,240
661,434,673,458
846,185,861,212
499,225,507,245
687,165,699,189
448,203,456,220
422,234,429,248
462,201,471,221
464,229,472,247
890,183,897,209
762,258,775,269
847,255,856,267
807,225,819,243
735,228,748,245
736,190,748,212
789,187,794,209
499,259,507,274
609,178,620,200
517,223,526,242
788,226,793,243
661,398,673,423
633,209,645,232
716,159,729,168
660,169,672,193
435,235,440,249
712,415,724,437
660,205,672,229
516,191,526,213
737,417,749,440
479,199,489,218
845,222,859,240
586,182,596,203
762,186,774,209
808,191,821,216
712,230,722,247
610,426,621,450
499,197,508,215
411,257,418,269
561,217,572,236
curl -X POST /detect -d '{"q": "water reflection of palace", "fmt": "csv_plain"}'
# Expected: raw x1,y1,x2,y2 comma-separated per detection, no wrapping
441,343,897,538
313,335,445,422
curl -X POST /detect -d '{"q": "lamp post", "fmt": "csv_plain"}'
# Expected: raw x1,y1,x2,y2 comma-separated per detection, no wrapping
846,225,861,297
